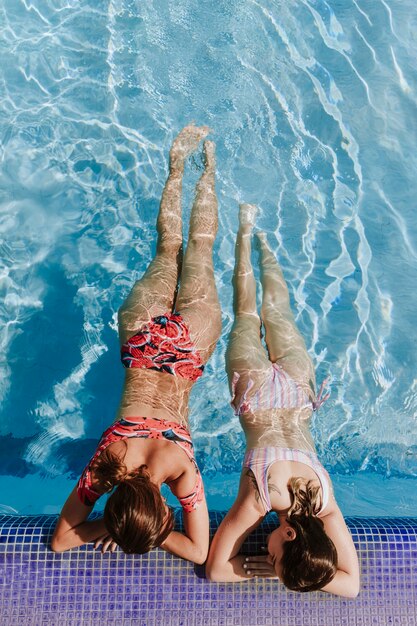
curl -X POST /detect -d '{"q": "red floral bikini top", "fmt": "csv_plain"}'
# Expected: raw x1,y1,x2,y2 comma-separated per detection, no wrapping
77,416,204,513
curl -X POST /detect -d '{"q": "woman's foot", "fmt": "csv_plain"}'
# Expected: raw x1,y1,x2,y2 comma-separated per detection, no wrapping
238,203,258,233
170,123,211,170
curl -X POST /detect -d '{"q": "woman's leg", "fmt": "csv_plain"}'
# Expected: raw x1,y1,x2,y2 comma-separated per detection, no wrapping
118,124,209,345
256,232,315,387
175,141,222,363
225,205,270,394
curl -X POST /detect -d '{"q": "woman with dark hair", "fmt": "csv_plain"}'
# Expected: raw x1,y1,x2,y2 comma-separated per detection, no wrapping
206,204,360,595
51,124,221,563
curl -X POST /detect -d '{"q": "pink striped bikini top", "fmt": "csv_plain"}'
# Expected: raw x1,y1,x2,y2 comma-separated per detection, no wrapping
243,446,330,515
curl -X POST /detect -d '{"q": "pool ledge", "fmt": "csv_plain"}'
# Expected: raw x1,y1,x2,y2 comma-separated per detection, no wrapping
0,513,416,626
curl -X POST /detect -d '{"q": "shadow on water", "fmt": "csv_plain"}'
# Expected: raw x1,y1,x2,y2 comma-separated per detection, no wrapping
0,263,121,481
2,263,84,438
0,241,139,479
0,432,100,481
80,315,122,441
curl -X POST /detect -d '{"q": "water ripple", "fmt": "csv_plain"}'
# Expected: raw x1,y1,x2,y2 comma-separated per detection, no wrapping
1,0,416,509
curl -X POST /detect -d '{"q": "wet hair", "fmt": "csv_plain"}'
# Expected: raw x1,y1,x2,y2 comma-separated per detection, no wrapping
93,444,174,554
280,478,338,592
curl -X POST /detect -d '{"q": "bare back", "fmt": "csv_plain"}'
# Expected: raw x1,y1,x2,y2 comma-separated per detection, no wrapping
117,368,194,427
239,406,316,452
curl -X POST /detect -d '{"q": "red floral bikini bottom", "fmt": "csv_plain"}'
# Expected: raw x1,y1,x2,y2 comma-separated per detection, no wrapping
121,312,204,382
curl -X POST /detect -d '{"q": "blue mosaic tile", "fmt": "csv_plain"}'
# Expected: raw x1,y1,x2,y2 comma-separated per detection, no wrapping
0,514,416,625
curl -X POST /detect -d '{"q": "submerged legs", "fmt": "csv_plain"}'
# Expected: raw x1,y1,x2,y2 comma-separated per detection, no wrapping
176,140,222,363
257,232,315,387
118,124,210,345
225,205,270,393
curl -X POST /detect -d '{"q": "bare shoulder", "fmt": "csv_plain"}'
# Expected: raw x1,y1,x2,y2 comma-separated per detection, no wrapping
222,469,266,527
317,469,337,517
164,449,201,499
167,465,198,499
319,497,348,527
239,464,269,512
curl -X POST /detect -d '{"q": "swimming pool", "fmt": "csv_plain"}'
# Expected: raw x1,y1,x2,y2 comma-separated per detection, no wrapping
1,0,416,517
1,2,416,624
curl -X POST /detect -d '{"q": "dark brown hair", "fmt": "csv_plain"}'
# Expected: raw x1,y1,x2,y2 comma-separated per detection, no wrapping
280,478,338,592
94,445,174,554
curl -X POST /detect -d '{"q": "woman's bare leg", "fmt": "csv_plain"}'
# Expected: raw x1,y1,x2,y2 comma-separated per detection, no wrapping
175,141,221,363
256,231,315,387
225,205,270,394
118,124,210,345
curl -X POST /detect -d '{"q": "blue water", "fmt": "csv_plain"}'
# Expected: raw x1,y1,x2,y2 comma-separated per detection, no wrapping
1,0,416,516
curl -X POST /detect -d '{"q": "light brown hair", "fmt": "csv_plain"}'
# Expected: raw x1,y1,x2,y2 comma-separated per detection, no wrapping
281,477,337,592
94,445,174,554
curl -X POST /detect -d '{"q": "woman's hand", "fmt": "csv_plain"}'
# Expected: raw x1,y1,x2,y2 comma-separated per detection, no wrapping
94,534,118,554
242,555,279,578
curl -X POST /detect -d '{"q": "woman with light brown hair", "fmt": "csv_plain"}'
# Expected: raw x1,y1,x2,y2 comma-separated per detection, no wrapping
51,124,221,563
206,204,360,595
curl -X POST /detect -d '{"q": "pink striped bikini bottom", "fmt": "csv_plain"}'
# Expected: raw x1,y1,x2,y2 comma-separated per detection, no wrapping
231,363,329,416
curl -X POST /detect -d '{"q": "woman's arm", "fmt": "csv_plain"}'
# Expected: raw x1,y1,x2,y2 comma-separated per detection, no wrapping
160,499,209,564
205,473,264,582
50,486,107,552
319,503,360,598
161,468,210,564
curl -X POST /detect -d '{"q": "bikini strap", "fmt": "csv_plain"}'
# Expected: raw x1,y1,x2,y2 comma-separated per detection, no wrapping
312,377,330,411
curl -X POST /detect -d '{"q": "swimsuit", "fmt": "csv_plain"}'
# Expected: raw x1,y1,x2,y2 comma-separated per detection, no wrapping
121,313,204,381
231,363,329,416
77,416,204,512
244,447,330,515
77,315,205,511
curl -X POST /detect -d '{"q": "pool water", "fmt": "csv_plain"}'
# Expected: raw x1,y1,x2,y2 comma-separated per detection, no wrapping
1,0,416,516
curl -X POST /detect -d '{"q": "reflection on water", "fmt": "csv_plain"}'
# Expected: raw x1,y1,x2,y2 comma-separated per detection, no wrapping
0,0,416,509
